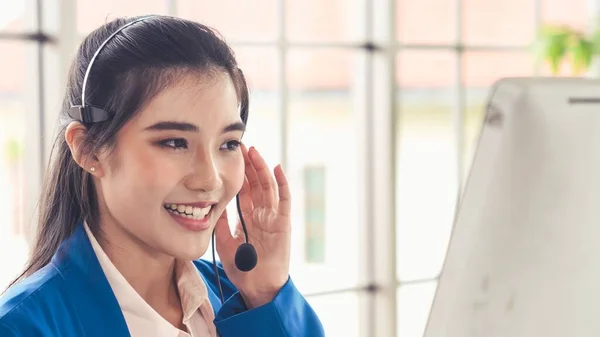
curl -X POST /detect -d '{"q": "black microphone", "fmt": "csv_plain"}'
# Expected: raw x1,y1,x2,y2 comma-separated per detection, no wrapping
235,243,258,272
212,193,257,305
234,194,258,272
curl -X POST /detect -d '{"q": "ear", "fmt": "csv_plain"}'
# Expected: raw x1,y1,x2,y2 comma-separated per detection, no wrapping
65,122,103,176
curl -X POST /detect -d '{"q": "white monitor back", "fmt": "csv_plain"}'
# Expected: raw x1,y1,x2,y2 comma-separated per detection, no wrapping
424,77,600,337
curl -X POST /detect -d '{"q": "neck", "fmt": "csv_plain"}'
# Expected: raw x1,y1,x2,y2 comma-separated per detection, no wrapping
91,217,182,321
97,224,178,306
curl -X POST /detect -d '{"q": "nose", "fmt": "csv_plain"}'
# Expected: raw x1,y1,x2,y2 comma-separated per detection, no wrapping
184,151,223,193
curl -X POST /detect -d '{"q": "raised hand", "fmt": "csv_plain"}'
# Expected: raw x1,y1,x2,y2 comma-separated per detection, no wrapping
214,144,291,308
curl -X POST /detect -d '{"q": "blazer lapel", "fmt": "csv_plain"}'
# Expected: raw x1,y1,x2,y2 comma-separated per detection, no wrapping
51,224,131,337
206,283,223,313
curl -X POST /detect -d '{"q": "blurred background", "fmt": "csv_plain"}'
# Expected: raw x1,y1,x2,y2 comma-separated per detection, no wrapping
0,0,594,336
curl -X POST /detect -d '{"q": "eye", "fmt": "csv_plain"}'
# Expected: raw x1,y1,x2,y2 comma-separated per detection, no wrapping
221,140,241,152
159,138,188,150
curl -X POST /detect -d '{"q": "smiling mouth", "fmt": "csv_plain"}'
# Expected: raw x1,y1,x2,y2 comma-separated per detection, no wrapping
164,203,213,220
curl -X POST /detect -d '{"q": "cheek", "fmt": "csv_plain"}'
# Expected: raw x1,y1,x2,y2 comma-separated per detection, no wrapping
101,146,185,216
224,155,245,195
109,150,179,188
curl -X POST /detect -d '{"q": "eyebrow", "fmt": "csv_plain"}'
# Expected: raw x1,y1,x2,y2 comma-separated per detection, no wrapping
144,121,246,133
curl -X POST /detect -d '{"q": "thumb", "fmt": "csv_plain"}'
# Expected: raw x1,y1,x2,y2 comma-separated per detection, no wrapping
214,209,236,263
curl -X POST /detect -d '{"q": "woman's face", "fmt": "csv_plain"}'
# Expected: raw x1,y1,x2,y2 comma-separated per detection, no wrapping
94,72,245,260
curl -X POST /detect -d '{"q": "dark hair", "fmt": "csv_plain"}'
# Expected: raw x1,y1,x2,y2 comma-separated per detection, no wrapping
8,15,249,288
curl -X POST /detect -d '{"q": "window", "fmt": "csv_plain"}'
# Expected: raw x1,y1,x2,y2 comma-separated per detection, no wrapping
176,0,278,42
76,0,169,34
0,0,42,290
394,1,588,336
1,0,592,335
286,48,363,294
0,40,35,290
396,50,457,284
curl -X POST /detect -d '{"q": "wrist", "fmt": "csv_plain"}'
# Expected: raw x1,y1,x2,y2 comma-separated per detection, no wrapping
239,276,289,309
240,289,278,309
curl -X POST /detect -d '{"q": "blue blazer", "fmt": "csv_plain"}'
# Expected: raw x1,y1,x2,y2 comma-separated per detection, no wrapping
0,224,324,336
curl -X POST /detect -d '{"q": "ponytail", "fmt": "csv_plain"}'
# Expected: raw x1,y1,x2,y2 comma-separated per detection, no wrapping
6,134,98,288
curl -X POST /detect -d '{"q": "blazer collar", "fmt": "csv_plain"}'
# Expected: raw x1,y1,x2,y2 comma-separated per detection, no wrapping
51,223,131,336
50,223,224,336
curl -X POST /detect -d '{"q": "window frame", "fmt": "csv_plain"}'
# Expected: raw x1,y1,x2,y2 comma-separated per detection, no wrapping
6,0,598,336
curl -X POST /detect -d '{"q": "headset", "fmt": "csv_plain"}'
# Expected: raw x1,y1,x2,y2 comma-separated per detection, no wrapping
68,16,258,306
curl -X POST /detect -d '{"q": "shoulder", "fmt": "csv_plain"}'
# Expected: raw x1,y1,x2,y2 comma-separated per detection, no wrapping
0,263,68,334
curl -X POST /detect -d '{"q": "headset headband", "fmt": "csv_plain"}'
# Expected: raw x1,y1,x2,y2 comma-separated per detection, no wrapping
68,15,259,282
68,16,157,123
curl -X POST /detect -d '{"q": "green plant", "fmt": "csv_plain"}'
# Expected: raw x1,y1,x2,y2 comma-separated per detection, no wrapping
535,24,600,75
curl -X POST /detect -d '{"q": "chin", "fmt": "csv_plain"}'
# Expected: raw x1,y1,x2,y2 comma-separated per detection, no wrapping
169,246,209,261
162,234,212,261
157,211,217,261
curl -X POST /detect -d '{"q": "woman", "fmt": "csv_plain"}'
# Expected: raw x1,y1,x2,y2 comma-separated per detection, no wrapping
0,15,324,337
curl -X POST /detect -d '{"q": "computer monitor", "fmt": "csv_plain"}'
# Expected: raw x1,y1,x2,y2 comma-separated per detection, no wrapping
424,77,600,337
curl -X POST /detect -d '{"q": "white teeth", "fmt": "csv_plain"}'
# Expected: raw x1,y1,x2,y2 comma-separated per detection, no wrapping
164,203,212,220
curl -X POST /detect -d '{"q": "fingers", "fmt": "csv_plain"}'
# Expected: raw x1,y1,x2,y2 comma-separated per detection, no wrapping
274,164,291,217
237,176,254,215
242,144,264,207
248,147,277,208
242,145,289,216
235,178,253,238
